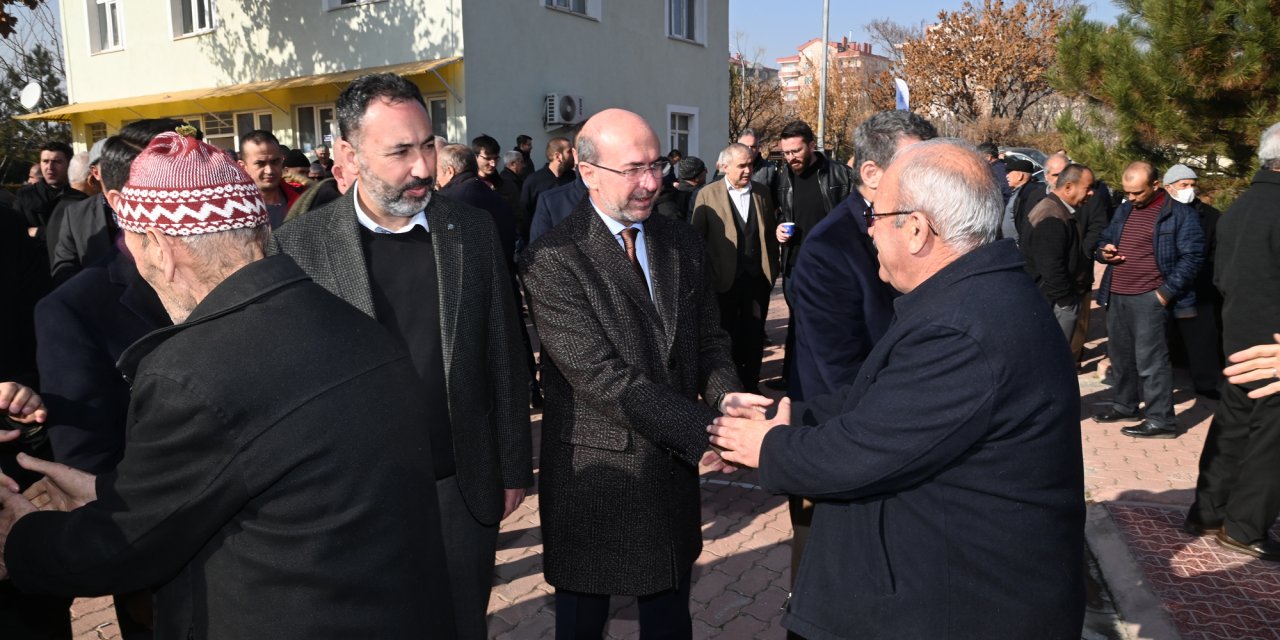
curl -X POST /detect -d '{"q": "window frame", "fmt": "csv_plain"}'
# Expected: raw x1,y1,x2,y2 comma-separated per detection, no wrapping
665,104,699,158
542,0,601,21
87,0,125,54
665,0,705,44
294,103,338,152
171,0,217,39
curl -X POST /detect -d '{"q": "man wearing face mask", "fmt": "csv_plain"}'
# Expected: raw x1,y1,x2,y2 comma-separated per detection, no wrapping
1163,164,1223,398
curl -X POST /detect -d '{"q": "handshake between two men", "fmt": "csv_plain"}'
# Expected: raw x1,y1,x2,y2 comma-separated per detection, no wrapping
701,392,793,473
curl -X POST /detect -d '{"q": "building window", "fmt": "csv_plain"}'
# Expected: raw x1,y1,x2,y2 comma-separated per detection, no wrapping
177,112,236,150
88,0,123,53
429,98,447,139
296,104,336,151
666,105,698,157
173,0,215,37
229,111,273,151
543,0,599,20
667,0,704,43
86,122,108,146
327,0,386,10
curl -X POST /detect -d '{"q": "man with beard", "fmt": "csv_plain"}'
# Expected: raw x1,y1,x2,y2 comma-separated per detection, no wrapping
272,73,531,640
769,120,853,390
0,130,455,639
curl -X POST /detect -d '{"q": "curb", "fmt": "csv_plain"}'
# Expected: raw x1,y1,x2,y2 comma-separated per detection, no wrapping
1084,503,1182,640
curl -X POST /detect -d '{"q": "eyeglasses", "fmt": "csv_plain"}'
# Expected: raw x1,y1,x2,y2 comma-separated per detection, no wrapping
583,159,670,182
863,209,912,226
865,206,940,235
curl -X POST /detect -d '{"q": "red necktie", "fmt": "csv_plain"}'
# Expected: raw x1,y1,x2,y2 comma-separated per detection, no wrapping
620,227,649,291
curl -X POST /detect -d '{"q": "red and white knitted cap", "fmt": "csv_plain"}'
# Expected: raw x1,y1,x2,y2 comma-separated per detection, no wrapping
115,130,267,236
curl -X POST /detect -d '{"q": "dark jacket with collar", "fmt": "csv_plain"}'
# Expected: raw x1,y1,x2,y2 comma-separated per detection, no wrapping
759,240,1085,640
770,152,853,271
1215,169,1280,360
36,249,170,474
528,177,587,245
788,193,896,401
48,194,115,287
1022,192,1085,305
519,199,739,595
6,255,456,639
437,170,518,272
271,191,533,524
1095,192,1205,311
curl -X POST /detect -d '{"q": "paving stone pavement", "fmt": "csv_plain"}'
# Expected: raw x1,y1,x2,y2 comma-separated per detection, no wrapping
67,285,1277,639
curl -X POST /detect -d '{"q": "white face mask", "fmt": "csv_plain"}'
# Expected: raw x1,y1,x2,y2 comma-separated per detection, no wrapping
1172,187,1196,204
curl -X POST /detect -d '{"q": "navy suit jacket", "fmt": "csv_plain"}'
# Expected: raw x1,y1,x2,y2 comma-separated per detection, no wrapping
35,249,170,474
528,178,587,245
788,193,896,401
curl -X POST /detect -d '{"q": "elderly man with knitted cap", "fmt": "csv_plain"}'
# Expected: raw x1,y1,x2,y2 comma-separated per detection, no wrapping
0,129,455,638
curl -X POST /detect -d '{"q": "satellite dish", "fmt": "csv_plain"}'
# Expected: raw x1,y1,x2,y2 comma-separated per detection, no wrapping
19,82,42,111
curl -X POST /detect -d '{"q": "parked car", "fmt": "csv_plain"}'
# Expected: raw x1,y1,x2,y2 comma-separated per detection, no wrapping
1001,147,1047,181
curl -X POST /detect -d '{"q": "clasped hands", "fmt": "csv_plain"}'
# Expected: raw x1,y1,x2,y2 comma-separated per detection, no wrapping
0,382,98,580
699,392,792,473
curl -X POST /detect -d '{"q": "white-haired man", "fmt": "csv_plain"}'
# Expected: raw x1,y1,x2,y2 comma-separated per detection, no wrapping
709,139,1086,639
0,129,455,637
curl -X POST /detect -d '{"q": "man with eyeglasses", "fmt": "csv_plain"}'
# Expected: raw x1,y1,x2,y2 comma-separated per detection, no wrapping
707,139,1086,639
520,108,768,639
471,134,521,218
769,120,854,390
1092,161,1204,439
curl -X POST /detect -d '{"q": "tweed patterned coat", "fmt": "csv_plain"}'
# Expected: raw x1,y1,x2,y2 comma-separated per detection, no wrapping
270,191,533,525
519,198,740,596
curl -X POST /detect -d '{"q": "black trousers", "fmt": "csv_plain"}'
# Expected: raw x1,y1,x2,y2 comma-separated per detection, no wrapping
1188,383,1280,543
554,572,692,640
0,582,69,640
1174,301,1223,394
717,276,770,392
437,475,499,640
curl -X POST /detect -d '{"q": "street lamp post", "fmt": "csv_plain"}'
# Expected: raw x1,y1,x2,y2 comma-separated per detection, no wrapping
817,0,829,151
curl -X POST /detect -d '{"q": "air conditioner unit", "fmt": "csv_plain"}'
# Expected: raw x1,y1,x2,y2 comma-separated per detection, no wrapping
545,93,585,127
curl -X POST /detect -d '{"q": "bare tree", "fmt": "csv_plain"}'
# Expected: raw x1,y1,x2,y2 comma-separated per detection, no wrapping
729,32,787,148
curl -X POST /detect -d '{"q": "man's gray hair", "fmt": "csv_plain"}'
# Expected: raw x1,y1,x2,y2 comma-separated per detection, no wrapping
737,128,757,141
67,151,91,185
575,133,599,165
1259,122,1280,170
853,111,938,184
438,143,478,175
502,150,523,168
891,138,1001,254
717,142,752,168
177,226,271,281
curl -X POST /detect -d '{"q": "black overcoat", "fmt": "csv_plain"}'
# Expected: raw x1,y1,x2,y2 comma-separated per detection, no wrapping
6,255,455,639
519,199,739,595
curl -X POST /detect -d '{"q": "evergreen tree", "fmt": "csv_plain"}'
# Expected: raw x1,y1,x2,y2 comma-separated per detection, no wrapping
1053,0,1280,203
0,41,68,181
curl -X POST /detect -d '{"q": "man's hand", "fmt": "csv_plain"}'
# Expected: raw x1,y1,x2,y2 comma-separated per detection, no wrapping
1224,333,1280,399
775,223,792,244
0,484,38,581
0,382,46,425
719,392,773,418
1098,243,1125,264
501,487,527,520
16,454,97,512
699,449,737,475
707,397,792,469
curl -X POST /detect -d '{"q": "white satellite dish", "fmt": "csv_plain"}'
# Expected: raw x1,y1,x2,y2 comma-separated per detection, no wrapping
19,82,42,111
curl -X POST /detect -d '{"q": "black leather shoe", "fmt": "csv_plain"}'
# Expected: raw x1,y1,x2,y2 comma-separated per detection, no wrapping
1120,421,1178,439
1182,517,1222,536
1215,530,1280,561
1092,408,1142,423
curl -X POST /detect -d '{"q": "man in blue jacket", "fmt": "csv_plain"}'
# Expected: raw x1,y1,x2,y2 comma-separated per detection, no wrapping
1093,161,1204,439
709,139,1085,640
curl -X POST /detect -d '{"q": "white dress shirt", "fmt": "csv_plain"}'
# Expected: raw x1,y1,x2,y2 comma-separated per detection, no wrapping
725,178,752,224
352,180,431,234
592,201,653,297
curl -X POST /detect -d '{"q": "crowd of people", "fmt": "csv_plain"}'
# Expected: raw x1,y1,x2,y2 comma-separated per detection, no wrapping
1,69,1279,640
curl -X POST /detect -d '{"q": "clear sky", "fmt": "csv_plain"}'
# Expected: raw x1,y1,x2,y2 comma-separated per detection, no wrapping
729,0,1124,66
